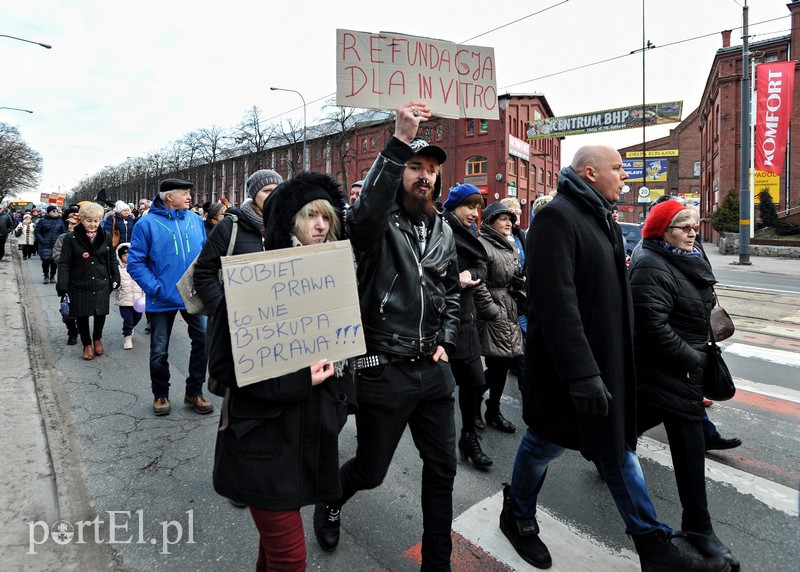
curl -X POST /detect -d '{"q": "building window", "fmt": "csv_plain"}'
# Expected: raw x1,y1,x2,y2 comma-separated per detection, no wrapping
362,138,368,152
520,160,528,181
507,157,516,175
360,168,370,179
424,127,432,141
479,119,489,134
466,156,488,176
466,119,475,136
370,137,377,150
435,125,443,141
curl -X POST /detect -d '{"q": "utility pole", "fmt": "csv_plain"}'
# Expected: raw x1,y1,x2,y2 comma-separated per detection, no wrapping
738,0,752,264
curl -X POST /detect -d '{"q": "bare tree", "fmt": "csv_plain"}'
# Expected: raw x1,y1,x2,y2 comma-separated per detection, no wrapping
275,118,304,175
196,125,232,198
0,123,42,203
235,106,279,168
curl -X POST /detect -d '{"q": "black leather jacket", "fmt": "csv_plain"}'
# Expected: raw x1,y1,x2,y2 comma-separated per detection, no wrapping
347,138,460,357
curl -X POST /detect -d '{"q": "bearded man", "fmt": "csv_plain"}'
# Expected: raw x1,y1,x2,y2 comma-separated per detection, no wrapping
313,102,460,570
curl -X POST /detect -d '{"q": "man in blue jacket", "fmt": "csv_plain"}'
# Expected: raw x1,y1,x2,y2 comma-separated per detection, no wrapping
128,178,211,417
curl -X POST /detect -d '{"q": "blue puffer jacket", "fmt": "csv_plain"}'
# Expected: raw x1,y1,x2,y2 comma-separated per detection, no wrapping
34,214,66,260
127,194,206,312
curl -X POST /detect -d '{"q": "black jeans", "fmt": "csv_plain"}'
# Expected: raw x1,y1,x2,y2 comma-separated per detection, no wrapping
41,258,56,278
338,358,456,570
450,356,486,432
77,315,106,347
638,404,711,532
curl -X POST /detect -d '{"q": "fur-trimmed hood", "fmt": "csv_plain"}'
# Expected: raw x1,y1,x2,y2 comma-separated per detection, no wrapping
262,171,346,250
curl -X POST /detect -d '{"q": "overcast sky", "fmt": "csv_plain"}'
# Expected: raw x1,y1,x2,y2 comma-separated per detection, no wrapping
2,0,792,203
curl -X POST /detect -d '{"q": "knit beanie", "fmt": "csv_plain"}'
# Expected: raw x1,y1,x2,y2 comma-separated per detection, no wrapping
114,200,130,213
481,201,517,225
206,202,225,219
246,169,284,199
642,199,686,239
443,184,481,211
46,205,58,213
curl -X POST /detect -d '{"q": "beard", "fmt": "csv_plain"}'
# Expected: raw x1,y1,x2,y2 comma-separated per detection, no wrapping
401,186,437,224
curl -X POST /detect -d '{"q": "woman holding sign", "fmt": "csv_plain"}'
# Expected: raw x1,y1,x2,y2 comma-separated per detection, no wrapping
196,171,356,572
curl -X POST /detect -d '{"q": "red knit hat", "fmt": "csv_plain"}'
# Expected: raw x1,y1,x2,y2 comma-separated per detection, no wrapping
642,199,686,239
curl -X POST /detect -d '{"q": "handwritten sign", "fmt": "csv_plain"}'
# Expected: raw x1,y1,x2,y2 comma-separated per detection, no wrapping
336,29,498,120
221,241,365,387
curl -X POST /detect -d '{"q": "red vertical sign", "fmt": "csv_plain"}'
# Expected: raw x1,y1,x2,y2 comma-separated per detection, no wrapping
754,61,796,175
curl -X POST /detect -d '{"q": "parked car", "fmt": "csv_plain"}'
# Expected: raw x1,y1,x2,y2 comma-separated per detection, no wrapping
619,222,642,255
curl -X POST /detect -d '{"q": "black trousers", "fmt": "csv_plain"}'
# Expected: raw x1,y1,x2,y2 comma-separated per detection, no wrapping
638,403,711,533
450,356,486,432
338,358,456,571
77,315,106,347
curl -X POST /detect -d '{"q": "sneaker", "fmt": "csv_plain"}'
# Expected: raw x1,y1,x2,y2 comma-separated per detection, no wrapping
43,276,49,284
153,397,171,416
313,502,341,552
184,394,214,414
123,335,133,350
499,484,552,569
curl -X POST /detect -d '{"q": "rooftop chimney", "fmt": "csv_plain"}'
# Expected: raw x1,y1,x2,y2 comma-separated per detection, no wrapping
722,30,731,48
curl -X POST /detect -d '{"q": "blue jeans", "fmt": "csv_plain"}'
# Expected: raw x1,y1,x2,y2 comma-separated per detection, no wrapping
149,310,207,399
510,428,673,536
119,306,142,336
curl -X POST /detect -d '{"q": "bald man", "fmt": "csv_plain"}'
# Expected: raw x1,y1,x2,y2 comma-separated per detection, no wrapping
499,146,727,572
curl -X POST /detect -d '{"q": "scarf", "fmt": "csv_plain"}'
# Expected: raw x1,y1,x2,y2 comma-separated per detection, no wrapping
86,230,97,242
239,199,264,234
655,239,702,257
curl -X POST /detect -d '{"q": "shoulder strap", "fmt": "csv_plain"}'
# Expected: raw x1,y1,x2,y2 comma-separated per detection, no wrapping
226,214,238,256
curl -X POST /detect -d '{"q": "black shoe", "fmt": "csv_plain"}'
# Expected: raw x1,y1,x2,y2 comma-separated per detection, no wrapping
458,429,493,469
632,530,730,572
485,406,516,433
67,334,78,346
705,436,742,452
313,502,341,552
499,484,552,569
144,325,151,334
686,531,740,571
228,498,247,509
43,276,49,284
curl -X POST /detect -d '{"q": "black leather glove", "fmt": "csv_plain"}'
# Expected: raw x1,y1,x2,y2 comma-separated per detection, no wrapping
568,376,612,416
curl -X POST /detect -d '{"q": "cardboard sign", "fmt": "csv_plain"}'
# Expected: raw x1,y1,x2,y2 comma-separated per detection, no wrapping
336,29,498,120
220,240,365,387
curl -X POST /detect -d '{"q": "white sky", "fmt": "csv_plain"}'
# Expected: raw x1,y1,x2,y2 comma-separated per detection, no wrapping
2,0,792,204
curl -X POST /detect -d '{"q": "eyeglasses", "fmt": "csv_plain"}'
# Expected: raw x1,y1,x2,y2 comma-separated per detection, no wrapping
669,224,700,234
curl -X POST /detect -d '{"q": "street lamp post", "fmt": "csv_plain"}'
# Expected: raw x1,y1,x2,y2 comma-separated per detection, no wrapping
0,106,33,113
270,86,308,172
0,34,51,49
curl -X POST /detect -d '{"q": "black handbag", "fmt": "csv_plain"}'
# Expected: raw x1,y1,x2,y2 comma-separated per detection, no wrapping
59,294,70,317
703,327,736,401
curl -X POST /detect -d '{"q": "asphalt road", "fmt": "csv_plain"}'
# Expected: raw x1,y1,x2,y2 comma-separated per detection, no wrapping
12,246,800,572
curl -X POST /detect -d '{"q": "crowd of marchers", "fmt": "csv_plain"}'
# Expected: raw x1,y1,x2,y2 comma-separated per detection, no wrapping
0,100,743,572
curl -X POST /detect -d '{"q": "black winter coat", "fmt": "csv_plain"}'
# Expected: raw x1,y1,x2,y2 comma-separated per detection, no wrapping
56,225,120,318
443,209,487,361
522,167,635,457
629,240,716,420
197,196,355,511
34,215,66,260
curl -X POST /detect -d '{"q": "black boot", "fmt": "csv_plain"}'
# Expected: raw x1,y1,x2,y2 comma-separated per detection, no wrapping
704,435,742,452
458,429,492,469
686,531,740,571
485,400,516,433
499,484,552,569
632,529,730,572
313,502,341,552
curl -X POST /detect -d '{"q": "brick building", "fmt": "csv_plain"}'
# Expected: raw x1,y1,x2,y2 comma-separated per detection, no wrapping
140,94,561,229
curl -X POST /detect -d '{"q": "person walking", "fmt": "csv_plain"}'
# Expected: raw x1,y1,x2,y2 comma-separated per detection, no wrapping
114,243,144,350
127,178,212,417
0,206,13,261
56,202,120,361
474,201,524,434
15,214,36,259
629,200,740,570
102,201,137,249
200,172,355,571
53,206,82,345
313,102,460,570
441,183,492,469
500,145,727,572
34,205,66,284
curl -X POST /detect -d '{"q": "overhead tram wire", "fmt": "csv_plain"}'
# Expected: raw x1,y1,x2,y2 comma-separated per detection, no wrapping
500,15,790,91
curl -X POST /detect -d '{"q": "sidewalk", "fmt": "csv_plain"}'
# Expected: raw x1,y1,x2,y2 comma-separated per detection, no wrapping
703,243,800,276
0,244,63,568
